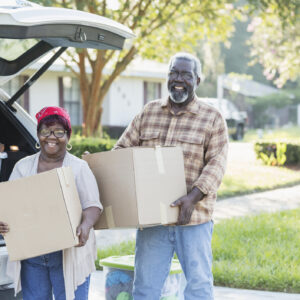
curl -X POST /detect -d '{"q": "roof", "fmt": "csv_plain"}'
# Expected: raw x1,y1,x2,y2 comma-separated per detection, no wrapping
26,53,168,80
220,74,279,97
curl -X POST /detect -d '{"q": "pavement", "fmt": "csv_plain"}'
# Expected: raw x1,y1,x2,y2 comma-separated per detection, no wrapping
91,184,300,300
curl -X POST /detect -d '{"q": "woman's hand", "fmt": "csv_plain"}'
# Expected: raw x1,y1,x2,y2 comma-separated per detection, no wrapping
76,222,91,247
76,207,101,247
0,221,9,235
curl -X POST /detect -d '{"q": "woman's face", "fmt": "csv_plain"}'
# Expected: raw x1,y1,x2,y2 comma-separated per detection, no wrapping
38,122,69,158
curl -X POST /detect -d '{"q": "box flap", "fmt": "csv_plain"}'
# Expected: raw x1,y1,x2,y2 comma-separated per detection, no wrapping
83,149,139,229
57,167,82,244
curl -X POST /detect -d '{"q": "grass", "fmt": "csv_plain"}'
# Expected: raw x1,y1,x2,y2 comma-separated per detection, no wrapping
243,126,300,143
96,240,135,270
218,162,300,198
212,208,300,293
96,209,300,293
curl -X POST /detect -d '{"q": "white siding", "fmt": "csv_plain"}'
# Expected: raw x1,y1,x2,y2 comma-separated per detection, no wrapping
28,72,59,118
109,77,144,126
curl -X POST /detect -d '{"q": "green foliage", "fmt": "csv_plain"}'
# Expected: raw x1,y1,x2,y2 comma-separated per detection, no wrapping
69,135,116,158
32,0,241,136
255,141,300,166
247,1,299,87
213,209,300,292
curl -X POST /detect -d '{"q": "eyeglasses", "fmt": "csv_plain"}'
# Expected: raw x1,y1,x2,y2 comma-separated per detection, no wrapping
168,70,194,80
39,129,67,138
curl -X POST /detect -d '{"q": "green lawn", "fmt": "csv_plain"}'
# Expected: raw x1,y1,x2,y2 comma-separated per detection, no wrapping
213,208,300,293
96,209,300,293
244,126,300,143
218,161,300,198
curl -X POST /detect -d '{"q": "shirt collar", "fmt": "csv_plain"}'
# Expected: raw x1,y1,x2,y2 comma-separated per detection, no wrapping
161,96,199,115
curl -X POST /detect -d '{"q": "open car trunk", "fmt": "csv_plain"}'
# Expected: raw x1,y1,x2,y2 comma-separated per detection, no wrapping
0,103,36,182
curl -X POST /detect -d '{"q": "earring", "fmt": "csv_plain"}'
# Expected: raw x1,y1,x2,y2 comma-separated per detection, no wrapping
66,143,72,151
35,142,40,149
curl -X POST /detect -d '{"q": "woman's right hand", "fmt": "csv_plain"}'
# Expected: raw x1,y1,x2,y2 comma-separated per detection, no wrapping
0,222,9,235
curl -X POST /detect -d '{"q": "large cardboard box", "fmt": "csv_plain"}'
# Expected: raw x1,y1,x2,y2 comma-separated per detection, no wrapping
84,146,187,229
0,167,82,261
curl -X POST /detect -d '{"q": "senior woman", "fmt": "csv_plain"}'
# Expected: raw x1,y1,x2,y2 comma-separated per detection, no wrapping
0,106,102,300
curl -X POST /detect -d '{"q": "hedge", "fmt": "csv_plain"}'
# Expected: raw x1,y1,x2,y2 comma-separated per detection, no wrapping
69,136,116,158
254,141,300,166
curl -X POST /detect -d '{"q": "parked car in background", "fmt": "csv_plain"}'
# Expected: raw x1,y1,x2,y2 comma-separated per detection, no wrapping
200,97,248,140
0,1,133,298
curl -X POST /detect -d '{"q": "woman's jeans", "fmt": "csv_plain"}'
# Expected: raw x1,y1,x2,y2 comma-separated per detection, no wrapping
21,250,90,300
133,221,214,300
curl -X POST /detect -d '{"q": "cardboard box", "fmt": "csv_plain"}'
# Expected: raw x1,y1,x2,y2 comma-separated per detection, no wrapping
83,146,187,229
0,167,82,261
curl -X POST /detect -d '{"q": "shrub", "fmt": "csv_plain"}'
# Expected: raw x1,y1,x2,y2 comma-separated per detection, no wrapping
254,141,300,166
69,135,116,158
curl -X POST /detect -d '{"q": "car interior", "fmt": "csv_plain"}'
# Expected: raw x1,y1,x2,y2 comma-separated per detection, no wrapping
0,102,36,182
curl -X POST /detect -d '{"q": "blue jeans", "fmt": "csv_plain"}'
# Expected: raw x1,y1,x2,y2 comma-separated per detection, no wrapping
133,221,214,300
20,251,90,300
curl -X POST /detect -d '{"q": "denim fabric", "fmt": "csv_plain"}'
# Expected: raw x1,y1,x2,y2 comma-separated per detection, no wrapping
20,250,90,300
133,221,214,300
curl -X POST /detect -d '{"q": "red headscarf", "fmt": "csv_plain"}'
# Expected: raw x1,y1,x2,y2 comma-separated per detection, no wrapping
35,106,71,129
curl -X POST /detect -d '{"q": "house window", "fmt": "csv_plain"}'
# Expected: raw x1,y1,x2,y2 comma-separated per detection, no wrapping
144,81,161,104
0,76,29,112
59,77,82,126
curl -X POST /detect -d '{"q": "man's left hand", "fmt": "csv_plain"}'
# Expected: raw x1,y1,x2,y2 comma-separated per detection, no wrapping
171,187,204,225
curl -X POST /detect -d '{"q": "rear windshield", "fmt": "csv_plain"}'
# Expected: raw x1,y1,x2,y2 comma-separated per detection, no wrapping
0,38,38,60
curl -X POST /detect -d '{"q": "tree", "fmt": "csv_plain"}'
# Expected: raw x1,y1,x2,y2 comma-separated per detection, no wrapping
247,0,299,88
33,0,239,136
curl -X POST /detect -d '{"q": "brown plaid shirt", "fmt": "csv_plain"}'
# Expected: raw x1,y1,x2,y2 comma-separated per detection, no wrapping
114,97,228,225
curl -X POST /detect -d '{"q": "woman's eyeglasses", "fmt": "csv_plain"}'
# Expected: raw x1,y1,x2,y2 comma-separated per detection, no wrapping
39,129,67,138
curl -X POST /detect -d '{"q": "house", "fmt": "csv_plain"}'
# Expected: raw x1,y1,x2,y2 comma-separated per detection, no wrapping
0,54,169,132
217,74,297,128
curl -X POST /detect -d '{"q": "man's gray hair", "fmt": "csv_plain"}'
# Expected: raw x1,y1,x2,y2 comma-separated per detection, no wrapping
168,52,202,79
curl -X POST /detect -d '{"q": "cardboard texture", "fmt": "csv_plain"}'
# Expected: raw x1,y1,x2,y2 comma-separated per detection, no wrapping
0,167,82,261
84,146,187,229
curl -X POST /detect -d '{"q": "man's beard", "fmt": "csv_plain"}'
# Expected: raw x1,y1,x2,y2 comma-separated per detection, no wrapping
169,88,189,104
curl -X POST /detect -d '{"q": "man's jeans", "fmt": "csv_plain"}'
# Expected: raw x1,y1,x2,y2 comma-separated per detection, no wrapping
133,221,214,300
21,250,90,300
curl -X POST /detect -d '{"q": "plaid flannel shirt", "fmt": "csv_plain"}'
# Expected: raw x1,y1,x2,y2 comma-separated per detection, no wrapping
114,97,228,225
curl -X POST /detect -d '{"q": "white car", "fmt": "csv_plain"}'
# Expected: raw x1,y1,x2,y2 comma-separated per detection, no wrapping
0,1,133,298
200,97,248,140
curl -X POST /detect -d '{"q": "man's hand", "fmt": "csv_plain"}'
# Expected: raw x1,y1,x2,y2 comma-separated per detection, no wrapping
0,221,9,235
171,187,204,225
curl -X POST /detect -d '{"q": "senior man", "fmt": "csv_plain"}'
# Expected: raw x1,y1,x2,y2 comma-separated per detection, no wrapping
114,52,228,300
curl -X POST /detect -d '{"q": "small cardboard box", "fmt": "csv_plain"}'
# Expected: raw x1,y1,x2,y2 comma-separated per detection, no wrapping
83,146,187,229
0,167,82,261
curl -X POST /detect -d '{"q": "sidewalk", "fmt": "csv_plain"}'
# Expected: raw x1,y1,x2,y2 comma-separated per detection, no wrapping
93,184,300,300
89,270,300,300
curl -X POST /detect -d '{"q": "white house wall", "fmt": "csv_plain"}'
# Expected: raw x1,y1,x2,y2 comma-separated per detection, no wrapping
21,70,168,127
107,77,144,127
23,71,60,118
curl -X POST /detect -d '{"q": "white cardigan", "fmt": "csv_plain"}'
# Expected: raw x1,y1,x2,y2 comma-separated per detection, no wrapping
6,152,102,300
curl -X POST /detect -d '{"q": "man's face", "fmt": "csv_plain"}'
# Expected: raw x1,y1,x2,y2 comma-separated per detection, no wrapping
0,143,4,153
167,58,199,104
